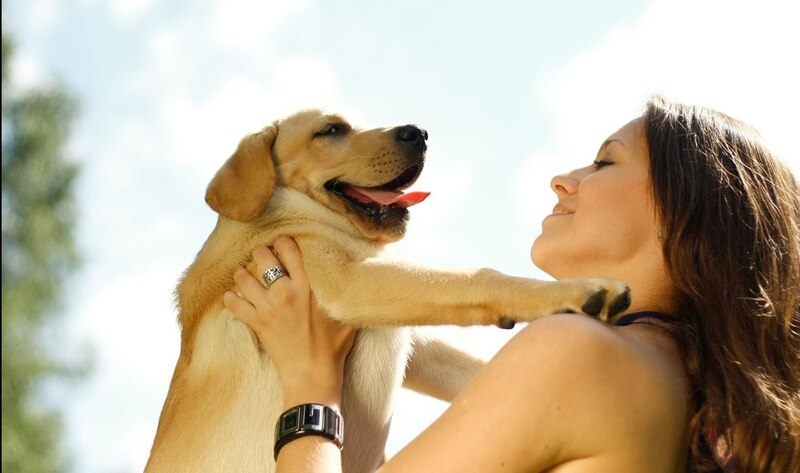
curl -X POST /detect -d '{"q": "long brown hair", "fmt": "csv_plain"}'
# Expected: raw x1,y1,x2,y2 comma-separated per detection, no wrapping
643,96,800,471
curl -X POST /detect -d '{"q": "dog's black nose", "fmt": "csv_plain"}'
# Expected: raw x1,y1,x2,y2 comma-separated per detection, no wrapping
395,125,428,144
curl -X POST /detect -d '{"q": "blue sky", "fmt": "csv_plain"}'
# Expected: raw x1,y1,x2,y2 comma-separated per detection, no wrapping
6,1,799,472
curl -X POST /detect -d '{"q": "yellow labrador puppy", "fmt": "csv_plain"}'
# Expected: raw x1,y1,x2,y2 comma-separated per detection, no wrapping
144,109,630,473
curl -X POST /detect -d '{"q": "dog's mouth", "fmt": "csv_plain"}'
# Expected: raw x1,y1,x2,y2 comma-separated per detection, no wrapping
325,163,430,220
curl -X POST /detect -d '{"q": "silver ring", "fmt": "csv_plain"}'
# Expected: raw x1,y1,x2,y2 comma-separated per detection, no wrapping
262,265,288,287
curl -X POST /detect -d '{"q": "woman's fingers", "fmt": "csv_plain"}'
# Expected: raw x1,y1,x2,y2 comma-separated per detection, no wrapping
233,266,271,304
272,236,308,285
228,238,313,331
222,288,256,323
253,245,290,288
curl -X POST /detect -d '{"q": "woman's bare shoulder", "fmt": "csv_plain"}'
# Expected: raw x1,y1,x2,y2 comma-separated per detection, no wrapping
488,314,690,468
504,313,689,414
383,314,690,472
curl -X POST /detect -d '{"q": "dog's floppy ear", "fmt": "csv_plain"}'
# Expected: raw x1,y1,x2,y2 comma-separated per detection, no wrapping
205,126,277,222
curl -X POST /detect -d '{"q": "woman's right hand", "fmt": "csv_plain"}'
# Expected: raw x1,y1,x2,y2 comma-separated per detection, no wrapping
223,236,358,408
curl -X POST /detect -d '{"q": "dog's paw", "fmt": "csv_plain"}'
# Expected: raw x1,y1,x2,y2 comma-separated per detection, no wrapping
493,278,631,328
556,279,631,321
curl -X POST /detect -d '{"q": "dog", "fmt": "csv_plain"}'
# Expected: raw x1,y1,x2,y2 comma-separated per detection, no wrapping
143,108,631,473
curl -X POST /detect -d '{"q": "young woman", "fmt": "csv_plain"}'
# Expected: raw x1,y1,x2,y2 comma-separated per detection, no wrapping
224,97,800,472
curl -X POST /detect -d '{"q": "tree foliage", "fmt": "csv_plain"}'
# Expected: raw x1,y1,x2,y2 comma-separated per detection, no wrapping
2,31,87,473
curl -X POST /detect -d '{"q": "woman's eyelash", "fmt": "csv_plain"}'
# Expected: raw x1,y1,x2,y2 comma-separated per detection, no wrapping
593,159,613,169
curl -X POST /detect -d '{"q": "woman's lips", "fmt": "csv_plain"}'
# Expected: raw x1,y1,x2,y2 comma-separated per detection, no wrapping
551,203,574,215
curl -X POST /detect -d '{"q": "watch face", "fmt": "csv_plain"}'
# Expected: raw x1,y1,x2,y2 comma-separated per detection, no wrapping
274,405,344,460
302,406,322,428
280,409,299,435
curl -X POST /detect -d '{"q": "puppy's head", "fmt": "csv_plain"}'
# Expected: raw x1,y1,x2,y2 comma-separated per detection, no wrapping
205,108,429,243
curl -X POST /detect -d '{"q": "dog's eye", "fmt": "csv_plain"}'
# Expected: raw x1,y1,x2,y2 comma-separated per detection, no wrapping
315,123,348,138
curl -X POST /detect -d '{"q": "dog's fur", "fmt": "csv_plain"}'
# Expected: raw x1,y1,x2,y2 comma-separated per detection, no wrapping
144,109,630,473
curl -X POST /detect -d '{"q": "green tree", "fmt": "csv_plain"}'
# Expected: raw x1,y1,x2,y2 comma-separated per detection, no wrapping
2,31,87,473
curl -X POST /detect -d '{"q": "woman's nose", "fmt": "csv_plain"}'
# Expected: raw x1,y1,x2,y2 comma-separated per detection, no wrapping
550,173,578,195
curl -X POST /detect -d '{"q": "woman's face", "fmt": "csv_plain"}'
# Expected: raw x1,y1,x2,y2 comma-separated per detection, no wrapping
531,118,660,280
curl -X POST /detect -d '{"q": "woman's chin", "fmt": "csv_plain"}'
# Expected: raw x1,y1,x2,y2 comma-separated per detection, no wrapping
531,244,578,281
530,241,556,278
530,235,552,262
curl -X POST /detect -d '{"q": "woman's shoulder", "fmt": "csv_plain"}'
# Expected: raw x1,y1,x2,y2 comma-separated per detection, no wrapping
485,313,690,467
505,313,688,409
510,312,681,366
504,313,653,367
386,314,690,472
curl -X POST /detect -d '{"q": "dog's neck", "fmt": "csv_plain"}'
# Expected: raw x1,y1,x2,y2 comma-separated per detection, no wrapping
263,188,361,237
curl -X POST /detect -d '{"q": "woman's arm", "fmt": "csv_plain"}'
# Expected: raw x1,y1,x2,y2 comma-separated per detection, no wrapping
223,237,355,473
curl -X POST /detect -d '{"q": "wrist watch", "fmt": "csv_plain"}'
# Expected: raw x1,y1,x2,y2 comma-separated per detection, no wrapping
274,403,344,459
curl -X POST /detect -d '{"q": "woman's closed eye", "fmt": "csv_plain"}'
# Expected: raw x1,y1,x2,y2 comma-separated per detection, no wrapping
592,159,613,169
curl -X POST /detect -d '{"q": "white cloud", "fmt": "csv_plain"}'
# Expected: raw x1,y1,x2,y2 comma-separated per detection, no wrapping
109,0,156,24
78,0,156,24
269,57,346,113
520,0,800,230
160,57,345,179
64,262,182,473
212,0,312,52
9,48,46,92
24,0,60,35
4,0,55,89
83,263,181,382
88,118,162,191
390,152,473,263
513,151,570,237
114,25,201,101
144,26,193,80
117,0,317,100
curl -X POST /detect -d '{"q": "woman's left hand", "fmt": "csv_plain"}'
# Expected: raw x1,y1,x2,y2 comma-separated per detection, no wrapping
223,236,358,408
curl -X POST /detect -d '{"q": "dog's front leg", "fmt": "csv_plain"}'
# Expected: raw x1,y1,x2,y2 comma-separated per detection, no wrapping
403,330,486,402
318,257,630,327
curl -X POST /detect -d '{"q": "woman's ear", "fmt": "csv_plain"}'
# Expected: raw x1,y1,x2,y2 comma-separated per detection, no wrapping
205,126,277,222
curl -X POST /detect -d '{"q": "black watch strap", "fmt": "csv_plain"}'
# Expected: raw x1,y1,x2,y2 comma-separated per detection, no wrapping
274,403,344,460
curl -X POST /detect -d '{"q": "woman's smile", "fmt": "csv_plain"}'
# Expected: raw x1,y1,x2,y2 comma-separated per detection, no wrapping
548,203,574,217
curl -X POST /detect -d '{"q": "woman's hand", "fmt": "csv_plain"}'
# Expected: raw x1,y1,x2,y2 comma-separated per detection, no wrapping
223,236,358,409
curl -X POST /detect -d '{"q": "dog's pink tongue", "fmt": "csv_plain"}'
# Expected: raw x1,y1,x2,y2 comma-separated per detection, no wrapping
345,186,430,207
391,191,430,207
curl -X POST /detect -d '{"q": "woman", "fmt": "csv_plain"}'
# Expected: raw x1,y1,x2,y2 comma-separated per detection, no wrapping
224,97,800,472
